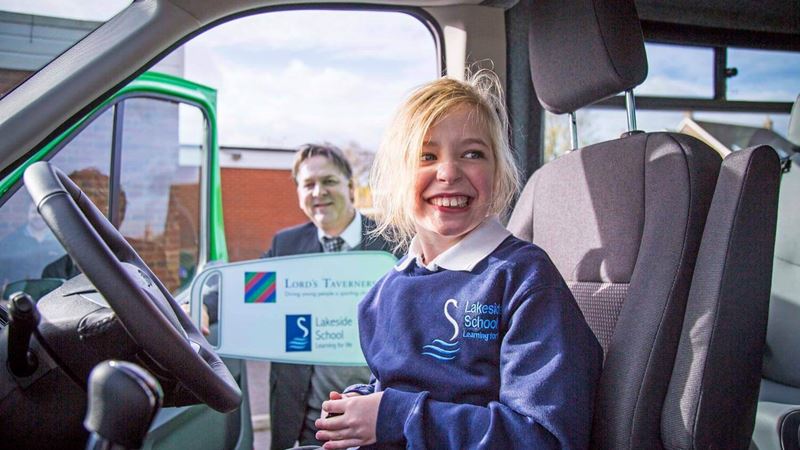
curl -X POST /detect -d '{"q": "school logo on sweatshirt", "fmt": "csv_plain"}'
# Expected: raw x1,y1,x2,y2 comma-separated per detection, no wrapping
421,299,462,361
286,314,312,352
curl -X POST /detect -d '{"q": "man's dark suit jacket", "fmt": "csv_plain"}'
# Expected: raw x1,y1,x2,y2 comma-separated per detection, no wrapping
263,215,394,450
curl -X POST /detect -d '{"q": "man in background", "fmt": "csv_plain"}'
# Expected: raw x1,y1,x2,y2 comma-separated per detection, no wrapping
264,144,394,449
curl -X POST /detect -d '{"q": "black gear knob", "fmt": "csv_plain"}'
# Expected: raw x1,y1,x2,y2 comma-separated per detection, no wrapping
84,360,163,450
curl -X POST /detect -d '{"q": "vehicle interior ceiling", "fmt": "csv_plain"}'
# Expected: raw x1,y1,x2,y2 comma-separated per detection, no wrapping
0,0,798,448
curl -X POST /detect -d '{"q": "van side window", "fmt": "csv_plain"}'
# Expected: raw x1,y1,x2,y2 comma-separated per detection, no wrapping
118,98,204,293
543,44,798,161
0,97,206,300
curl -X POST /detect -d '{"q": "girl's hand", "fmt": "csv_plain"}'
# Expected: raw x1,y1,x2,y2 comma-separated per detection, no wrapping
315,391,384,449
320,391,359,419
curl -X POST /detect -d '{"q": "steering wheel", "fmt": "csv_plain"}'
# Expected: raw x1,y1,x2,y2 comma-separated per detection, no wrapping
23,161,240,413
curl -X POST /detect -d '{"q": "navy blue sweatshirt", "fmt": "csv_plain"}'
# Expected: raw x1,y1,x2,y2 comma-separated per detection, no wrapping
351,219,603,449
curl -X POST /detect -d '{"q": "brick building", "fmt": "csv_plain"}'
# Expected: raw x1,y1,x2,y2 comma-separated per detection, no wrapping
219,147,306,261
219,145,377,262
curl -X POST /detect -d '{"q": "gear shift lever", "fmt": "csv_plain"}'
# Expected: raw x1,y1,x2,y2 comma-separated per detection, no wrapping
84,360,163,450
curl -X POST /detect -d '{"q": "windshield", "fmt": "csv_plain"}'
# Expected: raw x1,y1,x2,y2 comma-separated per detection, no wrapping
0,0,131,98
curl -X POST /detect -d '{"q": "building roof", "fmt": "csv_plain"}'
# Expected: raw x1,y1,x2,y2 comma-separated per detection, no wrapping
0,11,99,72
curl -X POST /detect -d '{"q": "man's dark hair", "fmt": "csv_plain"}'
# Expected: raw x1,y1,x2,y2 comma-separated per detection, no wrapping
291,143,353,183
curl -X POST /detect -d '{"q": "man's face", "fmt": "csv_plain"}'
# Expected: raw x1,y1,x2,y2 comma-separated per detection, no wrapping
295,155,355,235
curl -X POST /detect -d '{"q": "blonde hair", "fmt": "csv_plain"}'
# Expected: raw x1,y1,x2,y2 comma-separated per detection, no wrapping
370,70,521,251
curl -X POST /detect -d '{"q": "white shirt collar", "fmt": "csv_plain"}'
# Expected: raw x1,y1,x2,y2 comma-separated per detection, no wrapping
317,211,362,250
395,216,510,272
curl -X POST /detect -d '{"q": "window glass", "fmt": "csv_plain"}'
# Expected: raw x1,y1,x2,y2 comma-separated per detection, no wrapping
545,109,792,162
50,107,116,214
637,43,714,99
0,106,114,298
173,10,438,261
119,98,203,293
727,48,800,102
543,110,611,162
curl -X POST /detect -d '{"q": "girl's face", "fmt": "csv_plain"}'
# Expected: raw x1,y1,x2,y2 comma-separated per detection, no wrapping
412,104,496,251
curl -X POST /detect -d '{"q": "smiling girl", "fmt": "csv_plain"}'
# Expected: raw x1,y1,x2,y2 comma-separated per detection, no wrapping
313,72,602,450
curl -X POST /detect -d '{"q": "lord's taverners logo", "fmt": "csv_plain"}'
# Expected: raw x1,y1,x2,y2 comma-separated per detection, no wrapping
244,272,276,303
286,314,312,352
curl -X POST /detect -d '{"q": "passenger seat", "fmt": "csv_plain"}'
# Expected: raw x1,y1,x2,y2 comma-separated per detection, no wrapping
507,0,721,448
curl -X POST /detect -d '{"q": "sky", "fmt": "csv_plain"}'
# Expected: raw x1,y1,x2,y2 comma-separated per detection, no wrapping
178,10,438,151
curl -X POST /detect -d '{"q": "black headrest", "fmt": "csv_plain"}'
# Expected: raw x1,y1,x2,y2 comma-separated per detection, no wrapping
529,0,648,114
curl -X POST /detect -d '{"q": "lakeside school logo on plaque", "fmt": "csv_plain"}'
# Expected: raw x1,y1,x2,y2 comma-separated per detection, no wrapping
286,315,312,352
193,251,397,365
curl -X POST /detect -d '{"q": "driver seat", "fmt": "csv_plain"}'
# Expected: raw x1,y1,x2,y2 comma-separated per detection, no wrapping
508,0,721,448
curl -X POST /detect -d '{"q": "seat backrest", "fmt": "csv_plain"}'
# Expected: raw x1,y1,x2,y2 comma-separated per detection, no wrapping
661,145,780,450
762,95,800,392
749,95,800,450
508,0,721,448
